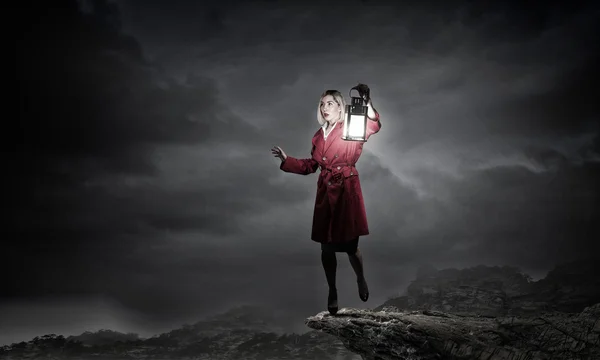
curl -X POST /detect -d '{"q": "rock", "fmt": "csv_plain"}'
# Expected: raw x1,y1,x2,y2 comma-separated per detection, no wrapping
377,259,600,318
305,304,600,360
306,259,600,359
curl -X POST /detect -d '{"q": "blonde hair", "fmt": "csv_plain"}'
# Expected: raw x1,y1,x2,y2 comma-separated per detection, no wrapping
317,90,346,127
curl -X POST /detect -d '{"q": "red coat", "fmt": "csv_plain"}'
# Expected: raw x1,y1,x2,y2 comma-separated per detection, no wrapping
280,112,381,244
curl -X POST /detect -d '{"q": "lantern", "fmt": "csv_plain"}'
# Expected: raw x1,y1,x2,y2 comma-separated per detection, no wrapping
342,88,368,142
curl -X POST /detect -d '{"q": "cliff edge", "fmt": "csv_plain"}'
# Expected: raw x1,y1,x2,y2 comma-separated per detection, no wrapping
305,259,600,359
305,303,599,360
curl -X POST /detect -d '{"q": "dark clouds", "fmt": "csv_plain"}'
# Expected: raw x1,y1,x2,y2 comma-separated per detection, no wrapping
4,0,600,346
8,4,339,345
9,0,279,300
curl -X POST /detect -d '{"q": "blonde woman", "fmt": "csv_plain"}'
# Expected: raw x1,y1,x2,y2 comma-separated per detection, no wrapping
271,85,381,315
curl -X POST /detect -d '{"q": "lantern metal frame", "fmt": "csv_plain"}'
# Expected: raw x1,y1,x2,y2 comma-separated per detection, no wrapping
341,88,368,142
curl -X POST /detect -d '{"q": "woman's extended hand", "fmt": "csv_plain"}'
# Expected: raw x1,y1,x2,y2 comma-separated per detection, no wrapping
271,146,287,162
356,83,370,103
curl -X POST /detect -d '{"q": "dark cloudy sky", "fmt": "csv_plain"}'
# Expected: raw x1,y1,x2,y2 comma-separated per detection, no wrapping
5,0,599,345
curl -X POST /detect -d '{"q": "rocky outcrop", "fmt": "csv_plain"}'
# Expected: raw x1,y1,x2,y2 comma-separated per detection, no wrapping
305,304,600,360
306,259,600,359
3,260,598,359
377,260,600,317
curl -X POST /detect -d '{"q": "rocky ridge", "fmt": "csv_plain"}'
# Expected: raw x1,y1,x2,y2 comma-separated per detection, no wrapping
305,259,600,359
2,259,598,359
306,303,599,360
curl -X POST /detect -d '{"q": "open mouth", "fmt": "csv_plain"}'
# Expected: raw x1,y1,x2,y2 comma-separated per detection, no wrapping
324,113,329,117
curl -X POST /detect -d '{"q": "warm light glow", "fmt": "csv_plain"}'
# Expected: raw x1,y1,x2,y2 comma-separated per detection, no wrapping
348,114,366,138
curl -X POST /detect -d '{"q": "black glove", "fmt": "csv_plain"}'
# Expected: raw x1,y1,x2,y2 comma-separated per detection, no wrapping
355,83,370,103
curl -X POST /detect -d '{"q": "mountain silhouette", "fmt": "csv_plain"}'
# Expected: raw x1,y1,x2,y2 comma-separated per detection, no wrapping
2,258,598,359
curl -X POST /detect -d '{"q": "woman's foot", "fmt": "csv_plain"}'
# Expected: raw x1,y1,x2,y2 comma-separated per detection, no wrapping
357,277,369,302
328,288,338,315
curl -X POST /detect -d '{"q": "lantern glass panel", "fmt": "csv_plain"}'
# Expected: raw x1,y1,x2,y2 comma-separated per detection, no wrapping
348,114,366,138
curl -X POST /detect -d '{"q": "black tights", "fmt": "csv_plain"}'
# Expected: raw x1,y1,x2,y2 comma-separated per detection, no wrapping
321,248,366,292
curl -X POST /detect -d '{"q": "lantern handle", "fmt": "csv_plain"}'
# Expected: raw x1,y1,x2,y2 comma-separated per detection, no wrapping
350,83,370,102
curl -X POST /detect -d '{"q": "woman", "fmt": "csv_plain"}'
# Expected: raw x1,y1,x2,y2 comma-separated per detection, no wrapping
271,85,381,315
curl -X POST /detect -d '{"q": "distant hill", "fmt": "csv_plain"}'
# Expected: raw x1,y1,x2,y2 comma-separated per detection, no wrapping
67,329,141,346
0,305,359,359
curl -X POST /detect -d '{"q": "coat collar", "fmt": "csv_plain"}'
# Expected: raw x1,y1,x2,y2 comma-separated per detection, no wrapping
322,121,339,140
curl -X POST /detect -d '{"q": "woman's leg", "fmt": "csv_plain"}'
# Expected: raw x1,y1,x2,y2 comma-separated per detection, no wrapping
348,246,369,302
321,249,338,314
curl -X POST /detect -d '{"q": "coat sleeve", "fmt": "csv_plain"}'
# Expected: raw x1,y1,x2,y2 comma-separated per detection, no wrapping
279,145,319,175
365,110,381,140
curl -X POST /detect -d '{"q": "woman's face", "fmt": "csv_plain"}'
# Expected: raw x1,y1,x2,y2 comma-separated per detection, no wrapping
320,95,341,122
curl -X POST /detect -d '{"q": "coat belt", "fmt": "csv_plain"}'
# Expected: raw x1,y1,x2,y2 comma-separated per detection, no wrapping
320,164,354,171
